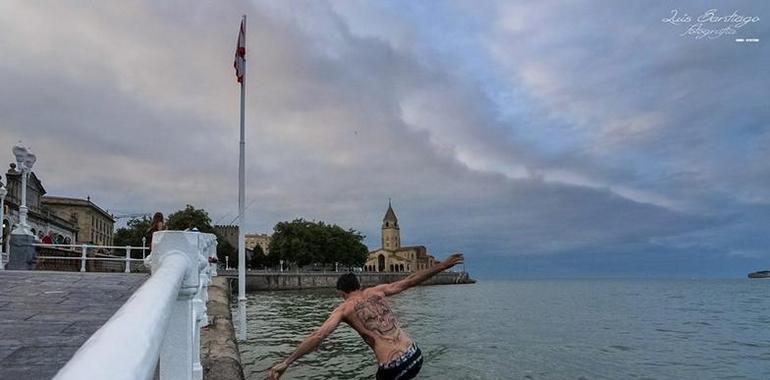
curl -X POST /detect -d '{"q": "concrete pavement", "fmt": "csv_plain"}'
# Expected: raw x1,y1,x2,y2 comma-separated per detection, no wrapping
0,271,147,379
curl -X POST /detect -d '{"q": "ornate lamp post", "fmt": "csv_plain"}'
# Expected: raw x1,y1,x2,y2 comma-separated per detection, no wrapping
11,144,36,236
0,178,7,270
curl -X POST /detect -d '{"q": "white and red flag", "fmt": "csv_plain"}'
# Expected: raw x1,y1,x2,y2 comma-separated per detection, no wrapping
234,17,246,83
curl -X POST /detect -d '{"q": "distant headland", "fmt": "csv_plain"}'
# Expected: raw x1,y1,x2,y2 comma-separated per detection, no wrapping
748,270,770,279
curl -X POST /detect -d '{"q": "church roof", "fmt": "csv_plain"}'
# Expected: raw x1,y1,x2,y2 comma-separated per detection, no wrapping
383,200,398,222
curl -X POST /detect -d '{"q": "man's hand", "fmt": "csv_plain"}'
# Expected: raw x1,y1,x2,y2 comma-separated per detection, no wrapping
442,253,464,269
267,361,288,380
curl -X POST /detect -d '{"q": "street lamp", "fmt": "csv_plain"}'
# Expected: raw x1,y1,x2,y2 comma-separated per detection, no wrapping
0,178,7,270
11,144,36,236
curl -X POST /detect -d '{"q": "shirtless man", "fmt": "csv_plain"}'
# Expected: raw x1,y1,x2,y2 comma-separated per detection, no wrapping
268,253,464,380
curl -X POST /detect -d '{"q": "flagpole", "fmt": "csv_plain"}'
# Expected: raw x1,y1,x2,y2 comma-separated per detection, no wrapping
238,15,246,340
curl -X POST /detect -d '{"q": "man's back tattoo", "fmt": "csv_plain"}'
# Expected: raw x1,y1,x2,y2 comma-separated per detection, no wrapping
354,295,399,336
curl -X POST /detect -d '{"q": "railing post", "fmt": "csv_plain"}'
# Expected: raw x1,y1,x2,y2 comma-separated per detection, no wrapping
80,244,87,272
151,231,207,380
125,246,131,273
191,235,210,380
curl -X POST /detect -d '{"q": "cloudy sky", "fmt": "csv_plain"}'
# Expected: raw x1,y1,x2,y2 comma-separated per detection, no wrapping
2,1,768,278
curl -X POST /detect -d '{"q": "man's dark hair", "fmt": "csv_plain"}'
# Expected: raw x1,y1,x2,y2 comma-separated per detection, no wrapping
336,273,360,293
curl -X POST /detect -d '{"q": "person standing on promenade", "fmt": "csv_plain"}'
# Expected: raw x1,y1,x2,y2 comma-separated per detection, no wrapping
145,212,165,250
268,253,464,380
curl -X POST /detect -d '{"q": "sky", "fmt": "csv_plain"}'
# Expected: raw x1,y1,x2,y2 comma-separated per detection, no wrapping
1,1,768,278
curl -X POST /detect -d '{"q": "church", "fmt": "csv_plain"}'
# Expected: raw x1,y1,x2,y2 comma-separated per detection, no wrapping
363,201,439,273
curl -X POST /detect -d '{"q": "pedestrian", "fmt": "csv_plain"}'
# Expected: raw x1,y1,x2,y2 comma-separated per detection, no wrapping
41,231,54,244
146,212,165,251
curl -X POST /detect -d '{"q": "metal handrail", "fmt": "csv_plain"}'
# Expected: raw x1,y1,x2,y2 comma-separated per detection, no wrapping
33,243,149,250
33,243,150,273
53,230,218,380
35,256,145,262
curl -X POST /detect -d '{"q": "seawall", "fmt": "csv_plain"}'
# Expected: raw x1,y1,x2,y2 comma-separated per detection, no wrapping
201,277,245,380
221,271,474,291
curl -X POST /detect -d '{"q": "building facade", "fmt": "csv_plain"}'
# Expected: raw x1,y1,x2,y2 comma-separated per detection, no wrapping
2,167,78,246
364,201,439,273
41,196,115,246
245,233,271,254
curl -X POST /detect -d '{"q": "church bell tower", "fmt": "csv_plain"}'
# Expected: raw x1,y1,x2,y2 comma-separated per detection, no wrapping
381,199,400,251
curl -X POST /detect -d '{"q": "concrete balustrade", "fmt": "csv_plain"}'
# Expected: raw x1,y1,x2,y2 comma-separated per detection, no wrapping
53,231,217,380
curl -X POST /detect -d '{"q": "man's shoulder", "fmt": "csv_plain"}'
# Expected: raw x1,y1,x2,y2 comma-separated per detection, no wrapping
341,290,384,308
360,287,387,301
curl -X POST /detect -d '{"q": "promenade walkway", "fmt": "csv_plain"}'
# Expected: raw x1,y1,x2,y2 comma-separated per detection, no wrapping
0,271,148,379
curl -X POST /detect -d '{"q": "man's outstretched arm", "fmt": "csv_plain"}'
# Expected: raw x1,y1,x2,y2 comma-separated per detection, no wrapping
268,306,344,379
376,253,464,296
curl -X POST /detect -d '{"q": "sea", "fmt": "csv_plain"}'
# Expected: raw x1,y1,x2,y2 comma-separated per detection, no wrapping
237,279,770,379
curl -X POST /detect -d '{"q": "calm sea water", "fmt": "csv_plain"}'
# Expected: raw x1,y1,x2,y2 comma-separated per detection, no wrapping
237,279,770,379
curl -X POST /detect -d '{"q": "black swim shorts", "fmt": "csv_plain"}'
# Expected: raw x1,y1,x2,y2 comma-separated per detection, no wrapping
376,343,423,380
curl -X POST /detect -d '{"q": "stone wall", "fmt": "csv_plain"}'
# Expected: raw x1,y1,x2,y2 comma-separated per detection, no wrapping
201,277,245,380
232,271,474,291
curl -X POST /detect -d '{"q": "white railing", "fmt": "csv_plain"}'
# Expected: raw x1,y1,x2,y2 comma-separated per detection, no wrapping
53,231,218,380
32,243,149,273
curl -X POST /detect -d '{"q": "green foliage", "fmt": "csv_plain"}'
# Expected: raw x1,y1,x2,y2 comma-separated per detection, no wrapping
268,218,368,269
149,204,236,265
166,205,214,233
113,217,151,258
247,244,266,269
121,206,367,270
216,238,237,268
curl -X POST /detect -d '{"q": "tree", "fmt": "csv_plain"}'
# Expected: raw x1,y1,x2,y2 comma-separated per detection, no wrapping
268,218,368,269
113,217,151,258
166,205,215,233
247,244,266,269
216,238,238,268
164,205,236,267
